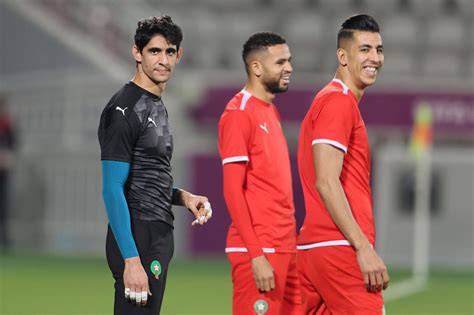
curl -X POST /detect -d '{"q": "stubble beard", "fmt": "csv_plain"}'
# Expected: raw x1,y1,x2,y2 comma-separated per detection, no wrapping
264,77,288,94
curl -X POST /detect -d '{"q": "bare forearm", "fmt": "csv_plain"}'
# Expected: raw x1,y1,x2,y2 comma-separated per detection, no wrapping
316,178,370,250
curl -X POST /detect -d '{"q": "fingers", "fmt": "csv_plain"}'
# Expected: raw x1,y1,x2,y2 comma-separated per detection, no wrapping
254,274,275,293
139,291,148,306
125,288,149,306
363,272,369,291
134,290,148,306
368,272,377,292
382,269,390,290
365,269,389,292
191,201,213,226
375,272,384,292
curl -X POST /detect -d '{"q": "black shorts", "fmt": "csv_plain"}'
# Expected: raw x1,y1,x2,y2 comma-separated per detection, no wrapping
106,219,174,315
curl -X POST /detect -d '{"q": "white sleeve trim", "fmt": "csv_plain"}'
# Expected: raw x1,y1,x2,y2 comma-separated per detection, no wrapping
312,139,348,153
222,156,249,165
225,247,276,253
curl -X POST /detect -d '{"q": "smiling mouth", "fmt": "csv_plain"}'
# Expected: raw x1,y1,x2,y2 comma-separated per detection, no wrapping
363,65,378,75
281,75,291,84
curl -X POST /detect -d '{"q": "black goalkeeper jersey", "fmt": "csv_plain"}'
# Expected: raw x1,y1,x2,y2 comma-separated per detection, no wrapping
98,82,175,226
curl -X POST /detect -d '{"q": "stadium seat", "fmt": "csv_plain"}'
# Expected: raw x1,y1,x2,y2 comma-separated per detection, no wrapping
380,50,417,75
282,12,326,71
381,15,418,50
363,0,401,16
409,0,446,16
456,0,474,18
421,51,462,77
426,15,464,52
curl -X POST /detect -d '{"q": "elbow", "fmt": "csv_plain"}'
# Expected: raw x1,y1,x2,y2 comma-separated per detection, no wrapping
102,186,114,201
102,184,122,206
315,176,333,196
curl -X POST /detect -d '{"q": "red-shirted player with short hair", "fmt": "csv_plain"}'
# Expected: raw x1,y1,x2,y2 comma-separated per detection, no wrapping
218,32,302,315
297,14,389,314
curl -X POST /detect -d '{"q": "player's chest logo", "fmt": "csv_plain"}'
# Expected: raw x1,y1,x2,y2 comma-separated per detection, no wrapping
148,117,158,127
259,122,269,134
115,106,127,116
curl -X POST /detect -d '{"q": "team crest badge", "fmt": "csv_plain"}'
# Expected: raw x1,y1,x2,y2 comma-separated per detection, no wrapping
150,260,162,280
253,299,268,314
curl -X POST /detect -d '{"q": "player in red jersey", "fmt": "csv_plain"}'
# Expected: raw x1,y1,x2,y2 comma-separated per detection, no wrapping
218,32,302,315
297,14,389,314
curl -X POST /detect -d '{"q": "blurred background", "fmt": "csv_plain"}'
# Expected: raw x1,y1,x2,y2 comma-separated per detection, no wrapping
0,0,472,314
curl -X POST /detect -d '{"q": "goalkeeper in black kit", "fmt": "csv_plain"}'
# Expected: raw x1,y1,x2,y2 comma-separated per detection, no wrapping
98,15,212,315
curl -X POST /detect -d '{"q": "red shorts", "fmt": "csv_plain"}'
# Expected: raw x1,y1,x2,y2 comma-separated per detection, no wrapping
298,246,384,315
227,252,303,315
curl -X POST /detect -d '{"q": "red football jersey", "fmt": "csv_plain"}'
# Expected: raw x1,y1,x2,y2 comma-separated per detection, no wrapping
219,90,297,254
297,79,375,249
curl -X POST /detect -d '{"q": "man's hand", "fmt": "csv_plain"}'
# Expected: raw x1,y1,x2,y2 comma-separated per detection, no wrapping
356,245,390,292
251,255,275,292
182,193,213,225
124,256,151,307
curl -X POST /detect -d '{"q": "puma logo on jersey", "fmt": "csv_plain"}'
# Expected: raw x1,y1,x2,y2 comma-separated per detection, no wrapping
115,106,127,116
148,117,158,127
259,122,269,134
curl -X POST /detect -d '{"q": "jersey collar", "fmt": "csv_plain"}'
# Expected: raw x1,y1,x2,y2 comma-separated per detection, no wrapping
241,89,272,107
331,79,358,103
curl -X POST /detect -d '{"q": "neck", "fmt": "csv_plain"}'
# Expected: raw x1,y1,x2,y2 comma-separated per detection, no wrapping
131,69,166,97
244,80,275,104
334,68,364,101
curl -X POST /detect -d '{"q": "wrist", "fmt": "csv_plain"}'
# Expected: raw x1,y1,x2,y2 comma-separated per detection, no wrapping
124,256,140,265
181,190,194,205
352,236,371,251
248,246,264,259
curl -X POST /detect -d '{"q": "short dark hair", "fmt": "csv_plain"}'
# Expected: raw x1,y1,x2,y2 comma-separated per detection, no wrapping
337,14,380,48
242,32,286,72
134,15,183,52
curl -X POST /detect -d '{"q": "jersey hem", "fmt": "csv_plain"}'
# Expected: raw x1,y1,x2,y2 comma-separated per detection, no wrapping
225,247,296,253
297,240,351,250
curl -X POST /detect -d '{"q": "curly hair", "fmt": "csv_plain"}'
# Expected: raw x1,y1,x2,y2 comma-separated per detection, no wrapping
134,15,183,52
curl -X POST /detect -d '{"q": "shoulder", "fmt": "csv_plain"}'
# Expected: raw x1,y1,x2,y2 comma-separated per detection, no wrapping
220,91,254,120
101,84,147,128
223,90,254,112
312,87,356,115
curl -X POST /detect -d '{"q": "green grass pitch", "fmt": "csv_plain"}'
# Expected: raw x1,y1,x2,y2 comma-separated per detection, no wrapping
0,253,472,314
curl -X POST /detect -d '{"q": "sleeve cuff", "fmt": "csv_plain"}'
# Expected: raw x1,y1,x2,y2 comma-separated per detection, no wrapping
222,156,249,165
312,139,348,153
248,246,265,258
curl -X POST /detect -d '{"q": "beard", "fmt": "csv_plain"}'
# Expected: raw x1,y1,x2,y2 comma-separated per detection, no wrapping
263,76,289,94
